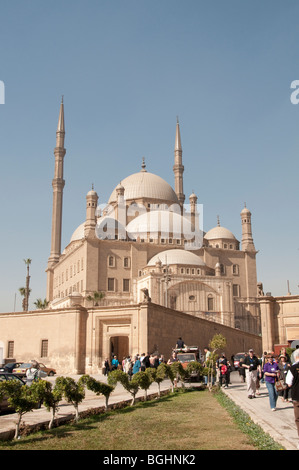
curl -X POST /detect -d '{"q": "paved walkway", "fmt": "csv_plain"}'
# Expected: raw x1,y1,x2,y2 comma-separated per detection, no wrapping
0,372,298,450
222,374,299,451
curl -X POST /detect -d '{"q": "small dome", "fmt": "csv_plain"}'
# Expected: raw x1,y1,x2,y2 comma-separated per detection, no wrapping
147,249,205,267
241,206,251,215
70,222,85,242
108,171,179,204
204,226,236,241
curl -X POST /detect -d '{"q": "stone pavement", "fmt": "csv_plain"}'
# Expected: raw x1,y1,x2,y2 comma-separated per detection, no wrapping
222,373,299,451
0,372,298,450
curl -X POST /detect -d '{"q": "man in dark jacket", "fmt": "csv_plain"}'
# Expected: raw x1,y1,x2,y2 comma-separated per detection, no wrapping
286,349,299,449
242,349,260,398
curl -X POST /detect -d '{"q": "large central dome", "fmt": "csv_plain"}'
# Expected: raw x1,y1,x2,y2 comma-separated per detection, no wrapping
108,169,179,205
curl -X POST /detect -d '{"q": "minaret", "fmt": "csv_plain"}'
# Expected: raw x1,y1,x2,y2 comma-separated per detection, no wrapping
84,185,99,238
189,191,198,232
240,203,255,251
173,118,185,206
46,98,66,300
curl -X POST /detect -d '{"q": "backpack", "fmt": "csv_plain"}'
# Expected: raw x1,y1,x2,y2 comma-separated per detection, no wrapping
221,365,228,375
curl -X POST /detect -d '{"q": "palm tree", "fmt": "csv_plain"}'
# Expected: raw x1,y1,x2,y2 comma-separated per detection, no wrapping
34,298,49,310
23,258,32,311
19,287,32,311
86,291,105,306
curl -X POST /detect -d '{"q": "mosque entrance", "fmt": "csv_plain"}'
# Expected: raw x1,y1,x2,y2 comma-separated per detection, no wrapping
110,336,129,362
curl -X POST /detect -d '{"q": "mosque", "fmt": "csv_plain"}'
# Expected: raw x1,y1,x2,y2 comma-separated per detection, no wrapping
0,100,265,373
47,99,261,330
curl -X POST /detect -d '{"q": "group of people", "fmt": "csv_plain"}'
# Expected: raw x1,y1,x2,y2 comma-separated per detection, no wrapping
238,346,299,449
103,353,166,379
238,347,297,409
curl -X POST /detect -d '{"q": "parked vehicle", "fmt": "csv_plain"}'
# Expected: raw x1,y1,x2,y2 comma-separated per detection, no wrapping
12,363,32,378
0,373,26,413
0,362,22,373
233,353,246,370
174,346,202,381
38,363,56,376
12,362,56,378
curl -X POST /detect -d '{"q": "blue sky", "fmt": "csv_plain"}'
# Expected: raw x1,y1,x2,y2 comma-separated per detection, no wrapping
0,0,298,312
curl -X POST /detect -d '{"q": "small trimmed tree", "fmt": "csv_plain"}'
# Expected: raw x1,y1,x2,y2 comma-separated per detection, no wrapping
0,380,38,439
146,364,166,397
55,376,85,423
79,375,114,411
30,379,63,429
185,361,203,384
108,369,140,406
159,363,176,392
133,371,153,401
170,361,187,387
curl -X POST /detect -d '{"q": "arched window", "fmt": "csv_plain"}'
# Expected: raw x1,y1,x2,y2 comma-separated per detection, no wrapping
207,295,214,311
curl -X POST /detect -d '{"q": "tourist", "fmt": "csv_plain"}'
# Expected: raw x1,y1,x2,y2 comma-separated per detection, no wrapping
132,355,141,374
167,351,177,364
263,354,280,411
291,345,299,364
286,348,299,449
111,355,119,371
176,337,185,349
278,355,291,402
242,349,260,399
104,358,110,376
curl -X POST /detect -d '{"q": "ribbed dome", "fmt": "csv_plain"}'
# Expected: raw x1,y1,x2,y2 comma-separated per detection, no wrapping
108,171,179,204
147,249,205,267
204,226,236,241
126,210,195,239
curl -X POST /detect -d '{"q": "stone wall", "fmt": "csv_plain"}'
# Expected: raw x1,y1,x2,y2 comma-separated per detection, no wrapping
146,303,262,359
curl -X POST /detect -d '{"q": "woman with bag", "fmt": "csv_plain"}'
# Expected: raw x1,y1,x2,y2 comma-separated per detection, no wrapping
263,354,280,411
278,355,291,402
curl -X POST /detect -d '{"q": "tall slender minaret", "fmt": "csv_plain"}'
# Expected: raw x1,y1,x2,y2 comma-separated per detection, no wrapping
46,98,66,299
173,118,185,206
240,204,255,251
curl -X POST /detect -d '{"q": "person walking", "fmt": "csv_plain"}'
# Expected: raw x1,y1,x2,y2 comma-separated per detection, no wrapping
132,355,141,374
278,355,291,402
286,348,299,449
111,355,119,371
104,358,110,376
263,354,280,411
242,349,260,398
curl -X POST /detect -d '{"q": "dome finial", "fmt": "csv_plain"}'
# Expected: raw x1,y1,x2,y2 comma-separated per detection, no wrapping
141,157,147,172
217,215,220,227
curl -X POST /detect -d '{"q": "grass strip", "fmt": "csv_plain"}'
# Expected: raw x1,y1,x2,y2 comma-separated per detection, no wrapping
215,390,284,450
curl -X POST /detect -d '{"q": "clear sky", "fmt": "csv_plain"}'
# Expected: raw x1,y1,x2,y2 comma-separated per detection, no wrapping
0,0,298,312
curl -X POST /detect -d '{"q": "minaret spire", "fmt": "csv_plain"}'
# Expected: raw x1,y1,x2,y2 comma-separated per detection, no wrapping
173,117,185,206
47,98,66,300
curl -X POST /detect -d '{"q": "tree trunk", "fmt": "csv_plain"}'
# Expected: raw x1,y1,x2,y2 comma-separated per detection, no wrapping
49,408,55,429
105,396,108,411
14,414,22,439
75,405,79,423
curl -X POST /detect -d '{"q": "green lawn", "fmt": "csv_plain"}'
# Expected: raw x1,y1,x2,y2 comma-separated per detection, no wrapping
0,389,283,451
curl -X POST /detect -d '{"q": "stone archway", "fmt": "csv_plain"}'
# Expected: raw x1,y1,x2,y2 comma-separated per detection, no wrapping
110,336,129,362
